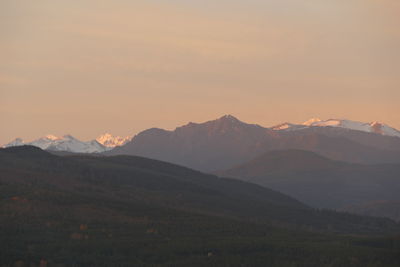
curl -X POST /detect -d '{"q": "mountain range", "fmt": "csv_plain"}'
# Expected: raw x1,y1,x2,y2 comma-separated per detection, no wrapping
3,133,131,153
108,115,400,171
4,115,400,170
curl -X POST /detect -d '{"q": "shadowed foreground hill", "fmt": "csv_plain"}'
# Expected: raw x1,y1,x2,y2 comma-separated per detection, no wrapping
217,150,400,220
1,146,400,266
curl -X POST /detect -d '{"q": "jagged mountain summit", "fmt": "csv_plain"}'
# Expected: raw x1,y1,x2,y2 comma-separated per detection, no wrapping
96,133,131,148
272,118,400,137
109,115,275,171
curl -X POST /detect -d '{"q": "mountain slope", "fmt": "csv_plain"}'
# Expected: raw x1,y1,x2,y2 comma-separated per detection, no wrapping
217,150,344,178
1,146,400,266
217,150,400,218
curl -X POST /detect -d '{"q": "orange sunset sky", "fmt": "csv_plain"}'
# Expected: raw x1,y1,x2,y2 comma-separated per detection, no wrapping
1,0,399,144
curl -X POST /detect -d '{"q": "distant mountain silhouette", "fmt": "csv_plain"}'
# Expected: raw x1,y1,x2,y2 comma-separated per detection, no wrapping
217,150,400,220
109,115,278,171
108,115,400,171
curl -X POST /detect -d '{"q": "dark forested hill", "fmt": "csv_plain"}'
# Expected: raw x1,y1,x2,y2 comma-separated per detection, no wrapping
217,150,400,220
1,146,400,266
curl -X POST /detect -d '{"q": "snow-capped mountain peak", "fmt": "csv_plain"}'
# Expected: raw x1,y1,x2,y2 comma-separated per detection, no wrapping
302,118,400,137
3,132,131,152
220,114,241,122
5,138,25,147
303,118,322,126
271,118,400,138
368,121,400,137
3,134,111,153
45,134,61,141
96,133,131,148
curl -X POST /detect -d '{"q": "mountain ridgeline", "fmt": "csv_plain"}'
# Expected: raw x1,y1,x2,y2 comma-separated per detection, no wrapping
1,146,400,266
108,115,400,171
5,115,400,171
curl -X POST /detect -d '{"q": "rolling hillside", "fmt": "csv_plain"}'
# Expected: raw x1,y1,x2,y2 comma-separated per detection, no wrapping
1,146,400,266
218,150,400,220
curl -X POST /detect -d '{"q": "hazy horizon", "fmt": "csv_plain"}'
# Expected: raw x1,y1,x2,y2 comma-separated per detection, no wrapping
2,114,399,144
1,0,399,144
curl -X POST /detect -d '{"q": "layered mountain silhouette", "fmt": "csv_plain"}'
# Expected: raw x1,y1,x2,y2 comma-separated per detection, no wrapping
2,146,400,266
217,150,400,220
5,115,400,170
2,145,398,232
108,115,400,171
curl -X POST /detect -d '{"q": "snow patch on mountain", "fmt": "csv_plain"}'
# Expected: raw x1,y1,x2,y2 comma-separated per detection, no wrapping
46,136,108,153
271,123,308,131
96,133,131,148
303,118,322,126
303,119,400,137
5,138,25,147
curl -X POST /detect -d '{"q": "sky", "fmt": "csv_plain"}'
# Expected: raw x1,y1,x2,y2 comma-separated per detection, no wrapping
1,0,399,144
